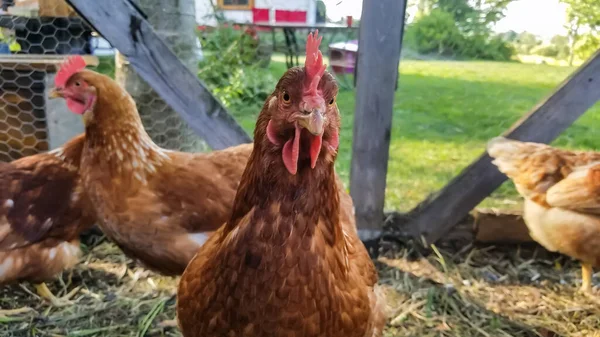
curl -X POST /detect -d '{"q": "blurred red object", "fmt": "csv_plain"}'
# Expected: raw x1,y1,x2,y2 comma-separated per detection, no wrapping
346,15,353,27
244,26,258,41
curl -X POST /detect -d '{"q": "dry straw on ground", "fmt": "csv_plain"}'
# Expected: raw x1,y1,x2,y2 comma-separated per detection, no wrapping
1,233,599,336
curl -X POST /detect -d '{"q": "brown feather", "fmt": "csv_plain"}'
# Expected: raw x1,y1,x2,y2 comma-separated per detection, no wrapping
0,134,96,284
66,70,251,275
177,68,385,337
488,137,600,267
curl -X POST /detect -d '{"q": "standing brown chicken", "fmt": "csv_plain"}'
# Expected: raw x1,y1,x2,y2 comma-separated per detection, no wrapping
0,134,96,308
177,31,386,337
49,56,251,276
489,137,600,292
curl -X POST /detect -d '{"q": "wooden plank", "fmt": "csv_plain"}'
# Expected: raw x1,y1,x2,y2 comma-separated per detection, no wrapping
65,0,251,150
0,54,99,71
383,208,533,245
473,209,532,244
350,0,407,240
408,49,600,245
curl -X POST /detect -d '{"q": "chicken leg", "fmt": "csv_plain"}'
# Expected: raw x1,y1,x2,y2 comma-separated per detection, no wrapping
35,283,80,307
580,263,593,293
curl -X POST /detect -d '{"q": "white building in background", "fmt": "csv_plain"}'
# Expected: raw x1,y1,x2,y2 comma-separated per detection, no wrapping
195,0,319,26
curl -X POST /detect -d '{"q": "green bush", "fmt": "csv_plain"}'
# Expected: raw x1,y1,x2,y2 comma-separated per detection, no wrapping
574,34,600,61
468,35,515,61
198,27,276,114
531,44,560,57
407,9,463,56
405,9,514,61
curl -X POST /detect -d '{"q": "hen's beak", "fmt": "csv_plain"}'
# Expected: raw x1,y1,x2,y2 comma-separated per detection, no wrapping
48,88,63,99
296,110,324,136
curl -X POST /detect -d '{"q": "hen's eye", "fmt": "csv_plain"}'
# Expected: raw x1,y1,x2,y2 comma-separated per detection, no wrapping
282,92,291,103
329,97,336,106
74,81,81,87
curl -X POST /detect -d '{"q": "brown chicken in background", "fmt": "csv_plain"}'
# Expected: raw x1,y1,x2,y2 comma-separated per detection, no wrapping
177,31,386,337
488,137,600,292
49,56,251,276
0,133,96,309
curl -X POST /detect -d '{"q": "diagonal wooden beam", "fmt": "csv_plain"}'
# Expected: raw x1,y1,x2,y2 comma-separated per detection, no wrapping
407,49,600,245
65,0,251,150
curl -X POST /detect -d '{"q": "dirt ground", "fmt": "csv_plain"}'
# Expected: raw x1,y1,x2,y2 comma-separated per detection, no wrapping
1,233,599,337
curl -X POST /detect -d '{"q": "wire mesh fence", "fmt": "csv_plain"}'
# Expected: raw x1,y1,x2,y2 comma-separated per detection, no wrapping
0,1,91,161
0,0,206,163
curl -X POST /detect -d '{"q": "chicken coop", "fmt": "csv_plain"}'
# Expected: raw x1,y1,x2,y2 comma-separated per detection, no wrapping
0,0,208,162
0,0,93,161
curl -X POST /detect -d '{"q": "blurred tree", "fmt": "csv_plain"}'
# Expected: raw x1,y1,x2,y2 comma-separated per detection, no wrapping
561,0,600,63
561,0,600,27
499,30,518,42
550,35,570,59
406,6,514,60
316,1,326,24
434,0,514,32
515,31,540,54
531,44,559,58
551,35,569,46
574,34,600,60
410,9,462,55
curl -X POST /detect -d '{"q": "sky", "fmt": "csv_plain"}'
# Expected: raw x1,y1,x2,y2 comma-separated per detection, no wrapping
325,0,568,40
494,0,567,39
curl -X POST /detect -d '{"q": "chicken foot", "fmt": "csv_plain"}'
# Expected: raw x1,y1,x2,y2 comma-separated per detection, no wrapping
580,263,593,293
35,282,80,307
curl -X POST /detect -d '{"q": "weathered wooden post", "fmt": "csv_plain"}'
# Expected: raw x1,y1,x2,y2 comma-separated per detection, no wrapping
115,0,206,152
350,0,407,240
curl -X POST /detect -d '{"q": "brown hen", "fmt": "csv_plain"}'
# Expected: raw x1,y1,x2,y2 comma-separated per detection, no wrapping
177,31,386,337
488,137,600,292
0,134,96,308
49,56,252,275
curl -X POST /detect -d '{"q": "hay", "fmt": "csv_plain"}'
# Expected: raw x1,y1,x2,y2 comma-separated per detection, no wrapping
379,240,600,337
0,238,179,337
1,234,599,336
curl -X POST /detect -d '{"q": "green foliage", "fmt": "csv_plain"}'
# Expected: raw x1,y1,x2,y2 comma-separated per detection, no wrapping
429,0,514,31
530,44,559,58
499,30,518,42
405,8,514,60
95,56,115,78
561,0,600,60
551,35,569,47
198,27,276,115
561,0,600,27
574,33,600,60
514,31,541,54
408,9,462,55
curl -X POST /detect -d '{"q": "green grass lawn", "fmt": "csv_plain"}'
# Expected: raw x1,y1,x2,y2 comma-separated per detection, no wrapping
230,57,600,212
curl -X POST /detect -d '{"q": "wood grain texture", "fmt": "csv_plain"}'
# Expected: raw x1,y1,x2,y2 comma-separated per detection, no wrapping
407,49,600,245
65,0,251,150
349,0,407,236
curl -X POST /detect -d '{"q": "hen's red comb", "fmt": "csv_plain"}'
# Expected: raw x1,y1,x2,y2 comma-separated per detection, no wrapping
304,30,326,94
55,55,87,88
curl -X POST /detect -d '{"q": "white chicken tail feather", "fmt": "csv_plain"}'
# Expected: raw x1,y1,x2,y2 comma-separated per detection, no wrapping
487,137,528,175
